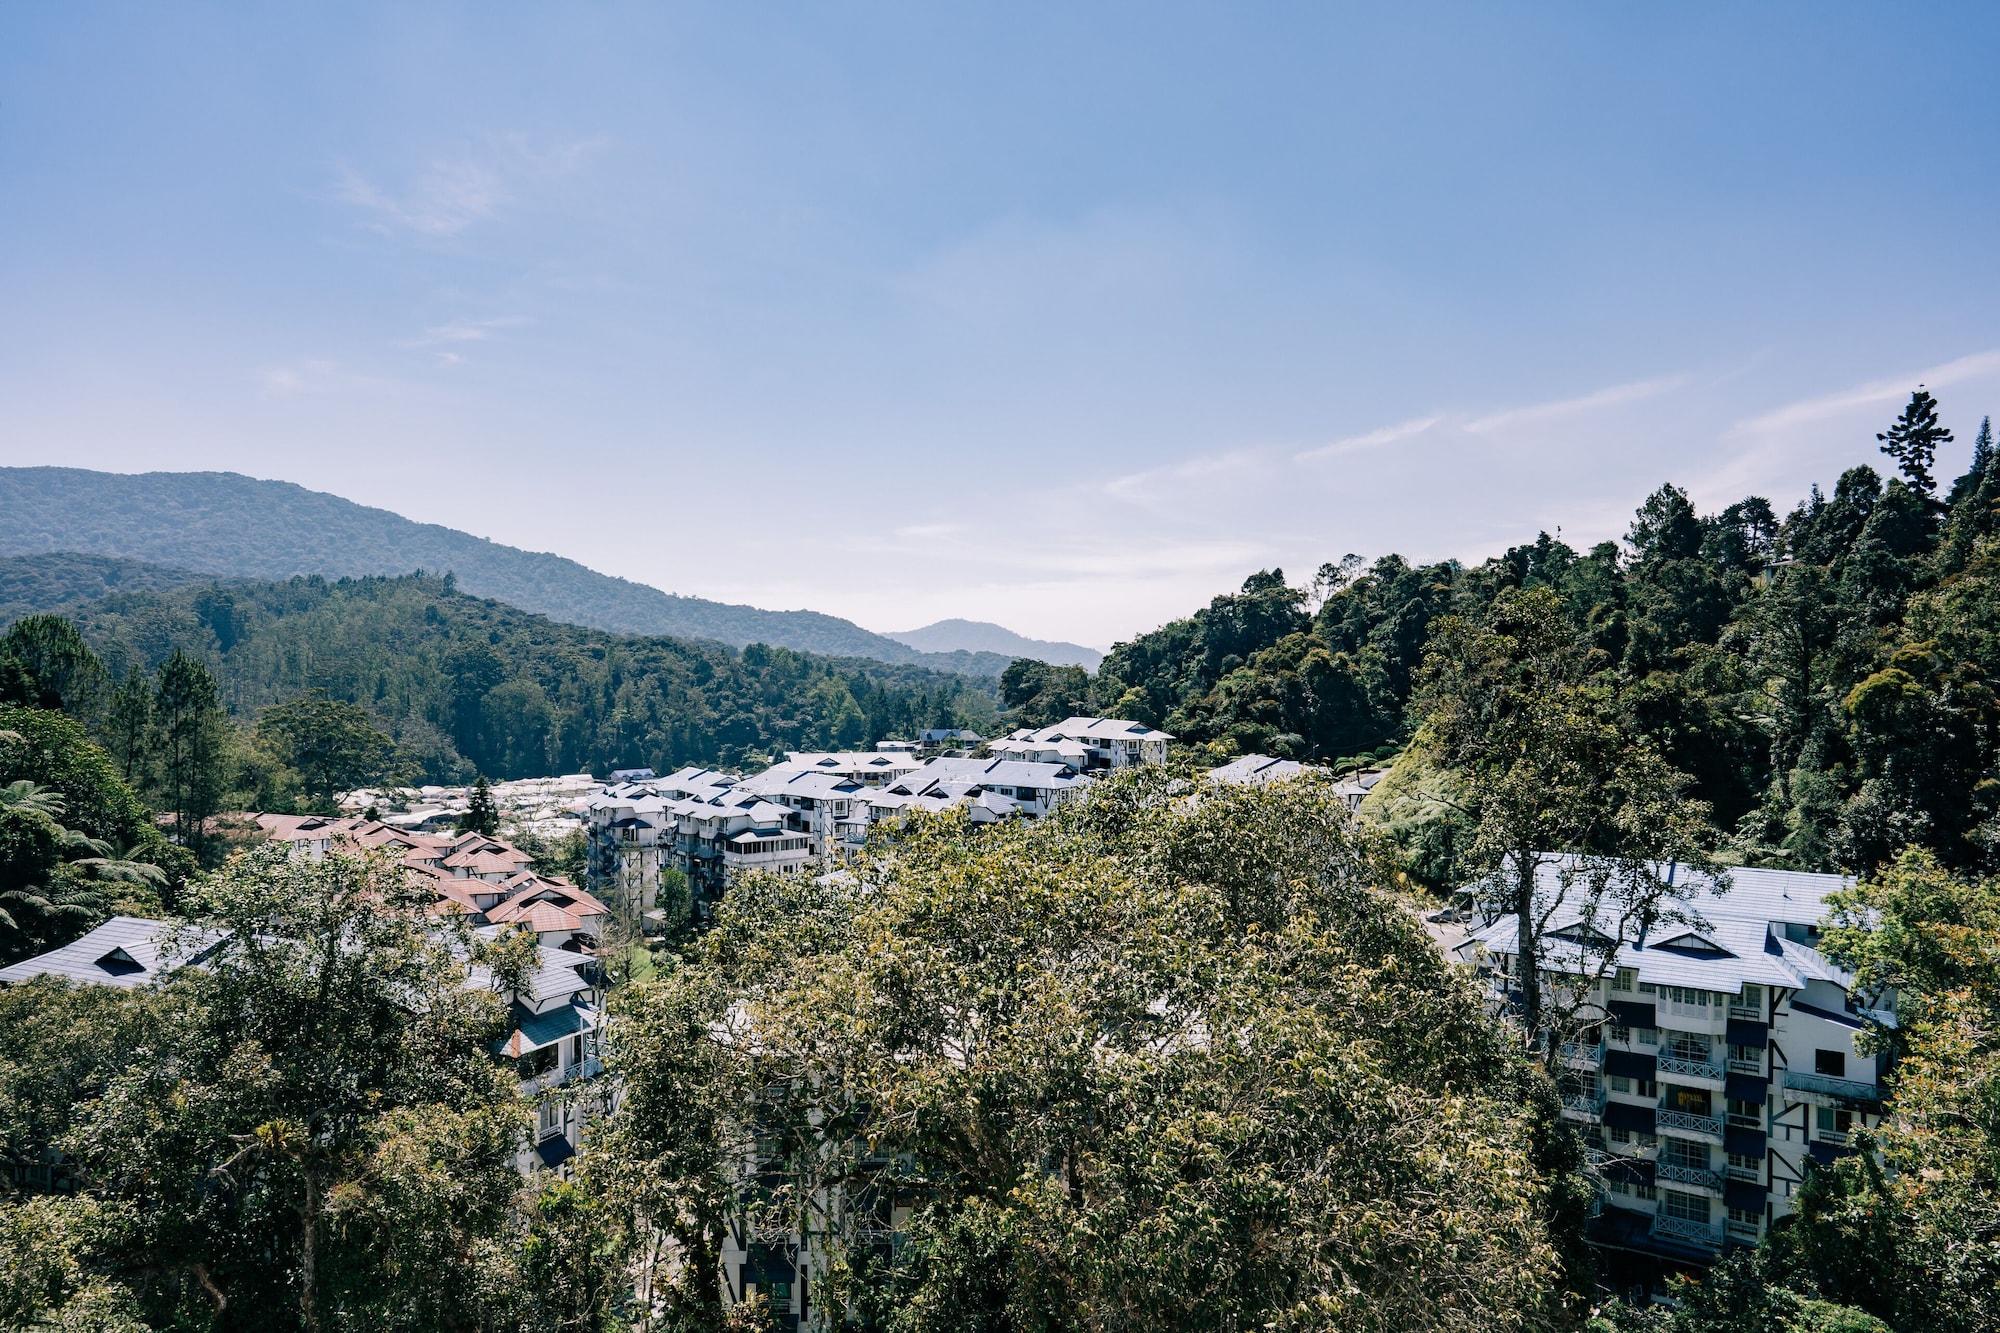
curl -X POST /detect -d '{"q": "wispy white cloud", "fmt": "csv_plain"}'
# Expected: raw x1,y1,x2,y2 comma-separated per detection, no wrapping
399,315,533,367
893,522,962,540
334,135,604,238
405,315,533,347
1294,414,1443,462
259,358,346,397
1104,448,1266,504
1730,348,2000,436
1462,373,1689,436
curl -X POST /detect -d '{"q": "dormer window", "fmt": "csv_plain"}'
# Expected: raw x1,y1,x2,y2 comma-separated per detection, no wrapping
93,947,145,977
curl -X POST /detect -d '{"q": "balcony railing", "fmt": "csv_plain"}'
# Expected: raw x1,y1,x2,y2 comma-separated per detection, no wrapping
1658,1054,1725,1081
1782,1070,1878,1101
1657,1108,1724,1138
1728,1003,1763,1021
1558,1041,1604,1066
1656,1162,1724,1191
1817,1129,1851,1147
1728,1056,1764,1074
1651,1213,1722,1247
1560,1090,1608,1121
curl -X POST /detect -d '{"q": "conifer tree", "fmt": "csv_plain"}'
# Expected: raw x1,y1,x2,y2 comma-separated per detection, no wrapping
458,774,499,836
151,651,226,859
1877,386,1954,498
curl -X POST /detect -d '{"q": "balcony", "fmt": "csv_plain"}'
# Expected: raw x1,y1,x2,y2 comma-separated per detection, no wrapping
520,1055,605,1097
1560,1090,1608,1122
1657,1054,1725,1082
1656,1162,1724,1192
1728,1056,1764,1075
1657,1108,1724,1139
1650,1213,1722,1247
1782,1070,1878,1102
1558,1040,1605,1067
1817,1128,1851,1148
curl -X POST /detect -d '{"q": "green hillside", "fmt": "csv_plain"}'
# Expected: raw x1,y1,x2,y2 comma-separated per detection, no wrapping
0,468,1013,676
5,564,997,781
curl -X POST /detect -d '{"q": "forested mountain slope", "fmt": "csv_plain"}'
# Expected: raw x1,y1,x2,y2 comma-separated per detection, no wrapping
0,551,210,624
0,468,1012,676
4,566,996,781
1070,396,2000,879
886,618,1103,670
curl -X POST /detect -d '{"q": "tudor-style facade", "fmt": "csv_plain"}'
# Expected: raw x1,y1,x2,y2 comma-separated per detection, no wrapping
1458,858,1890,1269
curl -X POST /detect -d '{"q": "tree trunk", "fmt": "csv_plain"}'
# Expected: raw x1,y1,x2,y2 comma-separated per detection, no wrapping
300,1168,321,1333
1515,853,1542,1055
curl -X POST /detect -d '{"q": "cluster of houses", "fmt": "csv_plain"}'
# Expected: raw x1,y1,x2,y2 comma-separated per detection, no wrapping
585,717,1180,911
0,812,613,1178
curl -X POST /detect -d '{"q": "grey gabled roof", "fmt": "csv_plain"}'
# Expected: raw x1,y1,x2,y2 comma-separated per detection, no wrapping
1460,854,1858,995
0,916,223,989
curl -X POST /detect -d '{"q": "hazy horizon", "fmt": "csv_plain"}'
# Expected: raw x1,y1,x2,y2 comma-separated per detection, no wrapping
6,4,1999,643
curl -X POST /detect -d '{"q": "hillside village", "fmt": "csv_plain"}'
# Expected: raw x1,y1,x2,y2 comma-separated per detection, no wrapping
0,703,1894,1320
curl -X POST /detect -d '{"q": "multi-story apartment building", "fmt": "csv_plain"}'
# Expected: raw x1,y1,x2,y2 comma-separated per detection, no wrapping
1457,857,1889,1270
989,716,1172,770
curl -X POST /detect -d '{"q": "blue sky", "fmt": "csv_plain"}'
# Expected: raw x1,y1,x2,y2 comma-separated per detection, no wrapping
4,3,1999,645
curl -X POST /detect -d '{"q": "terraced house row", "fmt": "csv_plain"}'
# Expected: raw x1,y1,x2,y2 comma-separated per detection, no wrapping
1457,857,1889,1272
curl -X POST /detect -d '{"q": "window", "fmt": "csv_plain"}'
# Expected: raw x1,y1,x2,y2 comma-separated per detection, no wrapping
1727,1098,1763,1128
1729,1043,1762,1070
1816,1106,1853,1137
1608,1075,1631,1095
1655,985,1712,1007
1632,1183,1656,1201
1727,1151,1762,1175
1815,1049,1847,1077
1614,967,1638,992
1663,1033,1711,1062
1609,1125,1631,1145
537,1101,562,1141
1662,1189,1709,1223
1637,1131,1658,1150
1638,1027,1659,1047
1736,983,1765,1013
1728,1205,1762,1230
1661,1137,1708,1170
1608,1022,1631,1044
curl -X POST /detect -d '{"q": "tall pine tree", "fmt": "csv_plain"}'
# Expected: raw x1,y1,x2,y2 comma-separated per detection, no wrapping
152,650,226,859
1878,386,1954,499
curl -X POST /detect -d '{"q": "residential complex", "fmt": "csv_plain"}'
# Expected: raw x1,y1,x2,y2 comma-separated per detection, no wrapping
1457,857,1888,1269
586,721,1170,917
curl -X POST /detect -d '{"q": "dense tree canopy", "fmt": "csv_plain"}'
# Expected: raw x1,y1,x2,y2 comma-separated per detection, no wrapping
29,573,997,783
1079,389,2000,881
0,848,560,1332
609,770,1589,1332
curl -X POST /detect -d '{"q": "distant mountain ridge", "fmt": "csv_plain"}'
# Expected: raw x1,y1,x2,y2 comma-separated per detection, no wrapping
0,468,1023,676
886,618,1103,670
